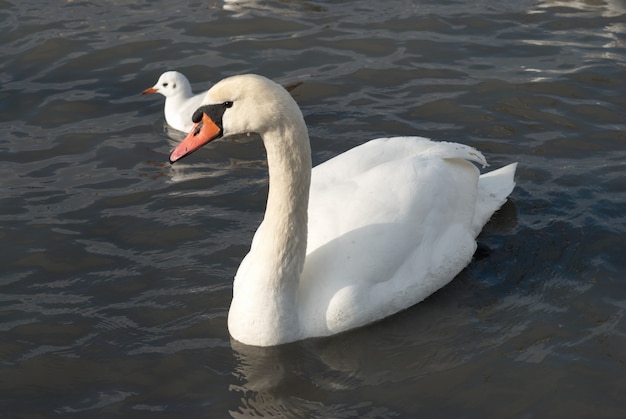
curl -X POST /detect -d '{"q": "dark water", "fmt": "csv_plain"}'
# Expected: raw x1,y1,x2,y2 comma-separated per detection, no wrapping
2,0,626,417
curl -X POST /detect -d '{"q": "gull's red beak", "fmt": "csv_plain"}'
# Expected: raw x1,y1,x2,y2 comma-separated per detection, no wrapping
169,113,222,163
142,87,158,95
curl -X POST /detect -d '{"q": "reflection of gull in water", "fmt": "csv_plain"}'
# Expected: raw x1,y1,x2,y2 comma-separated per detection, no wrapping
166,133,267,184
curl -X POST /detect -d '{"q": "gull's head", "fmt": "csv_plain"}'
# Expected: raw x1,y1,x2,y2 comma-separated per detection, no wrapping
142,71,193,98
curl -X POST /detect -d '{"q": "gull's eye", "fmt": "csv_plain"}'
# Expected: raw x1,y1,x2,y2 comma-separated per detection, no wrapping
162,82,168,87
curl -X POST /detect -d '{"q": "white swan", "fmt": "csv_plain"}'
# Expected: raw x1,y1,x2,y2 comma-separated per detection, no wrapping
169,74,517,347
143,71,303,133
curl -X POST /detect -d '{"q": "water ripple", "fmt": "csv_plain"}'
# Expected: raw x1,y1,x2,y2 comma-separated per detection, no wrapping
2,0,626,416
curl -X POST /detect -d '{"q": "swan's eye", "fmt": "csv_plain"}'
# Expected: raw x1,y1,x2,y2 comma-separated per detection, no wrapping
224,101,233,108
162,82,168,87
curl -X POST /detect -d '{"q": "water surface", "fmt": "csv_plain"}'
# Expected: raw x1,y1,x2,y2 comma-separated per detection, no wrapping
1,0,626,417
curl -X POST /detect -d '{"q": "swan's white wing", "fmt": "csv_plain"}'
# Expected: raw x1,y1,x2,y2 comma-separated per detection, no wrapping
307,137,486,250
300,137,495,335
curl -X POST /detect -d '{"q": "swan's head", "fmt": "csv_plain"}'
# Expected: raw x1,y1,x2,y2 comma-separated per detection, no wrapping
169,74,302,163
142,71,192,98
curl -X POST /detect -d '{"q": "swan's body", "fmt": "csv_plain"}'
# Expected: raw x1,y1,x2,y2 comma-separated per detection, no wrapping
169,74,517,347
143,71,206,132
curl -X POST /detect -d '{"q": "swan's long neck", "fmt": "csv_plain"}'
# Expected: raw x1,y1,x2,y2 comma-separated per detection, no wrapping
229,111,312,346
261,121,311,282
264,123,311,244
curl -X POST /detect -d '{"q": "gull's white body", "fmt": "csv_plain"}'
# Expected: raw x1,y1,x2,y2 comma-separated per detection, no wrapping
172,74,517,347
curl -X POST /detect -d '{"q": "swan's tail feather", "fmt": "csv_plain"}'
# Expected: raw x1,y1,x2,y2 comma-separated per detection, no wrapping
430,141,488,168
472,162,517,235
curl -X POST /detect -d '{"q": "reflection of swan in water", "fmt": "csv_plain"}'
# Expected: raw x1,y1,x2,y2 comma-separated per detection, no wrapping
227,325,462,418
227,284,526,418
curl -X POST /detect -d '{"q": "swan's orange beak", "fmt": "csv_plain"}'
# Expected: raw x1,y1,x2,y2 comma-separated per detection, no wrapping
170,113,222,163
141,87,158,95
